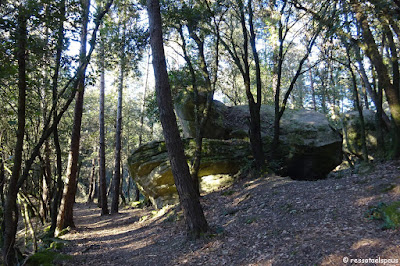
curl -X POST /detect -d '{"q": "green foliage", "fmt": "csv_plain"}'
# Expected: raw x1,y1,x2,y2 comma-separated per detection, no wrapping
366,201,400,230
55,227,70,237
26,249,71,266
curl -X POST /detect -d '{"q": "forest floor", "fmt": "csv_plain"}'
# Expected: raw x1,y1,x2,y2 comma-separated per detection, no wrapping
57,160,400,265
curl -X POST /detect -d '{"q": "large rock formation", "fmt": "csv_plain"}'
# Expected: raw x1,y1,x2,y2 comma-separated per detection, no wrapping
175,98,343,179
128,139,250,208
128,97,343,208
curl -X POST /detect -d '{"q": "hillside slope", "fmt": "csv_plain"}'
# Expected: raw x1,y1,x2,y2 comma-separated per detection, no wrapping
59,160,400,265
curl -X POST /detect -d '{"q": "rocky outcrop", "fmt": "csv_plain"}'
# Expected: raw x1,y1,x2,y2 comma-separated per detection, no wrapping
128,97,343,208
176,98,343,180
128,139,250,208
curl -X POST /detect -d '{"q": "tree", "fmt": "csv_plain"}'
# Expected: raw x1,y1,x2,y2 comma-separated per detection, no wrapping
271,1,325,153
166,0,221,195
56,0,91,233
219,0,264,170
98,29,109,215
110,25,124,213
1,0,113,259
147,0,208,237
3,5,28,264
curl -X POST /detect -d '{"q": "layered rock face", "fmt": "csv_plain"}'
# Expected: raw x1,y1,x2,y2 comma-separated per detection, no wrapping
128,139,250,208
128,95,343,208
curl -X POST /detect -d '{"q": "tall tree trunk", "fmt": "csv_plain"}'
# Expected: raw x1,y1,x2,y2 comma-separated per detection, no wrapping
111,38,124,214
179,24,201,196
236,0,264,170
347,52,369,161
147,0,208,238
98,30,109,215
3,7,27,265
271,3,286,154
135,52,151,202
56,0,90,234
50,0,65,234
247,0,264,170
353,43,391,128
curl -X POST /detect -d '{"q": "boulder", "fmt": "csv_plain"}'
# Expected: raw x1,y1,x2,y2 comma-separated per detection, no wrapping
128,139,250,208
176,98,343,180
128,97,343,208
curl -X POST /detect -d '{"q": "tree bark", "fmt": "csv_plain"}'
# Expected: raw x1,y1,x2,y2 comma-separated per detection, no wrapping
87,158,96,203
50,0,65,234
3,7,27,265
111,34,124,214
98,28,109,215
347,50,369,161
56,0,90,234
147,0,208,237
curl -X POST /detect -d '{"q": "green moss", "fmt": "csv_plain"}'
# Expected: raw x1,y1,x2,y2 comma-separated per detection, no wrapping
26,250,71,266
366,201,400,229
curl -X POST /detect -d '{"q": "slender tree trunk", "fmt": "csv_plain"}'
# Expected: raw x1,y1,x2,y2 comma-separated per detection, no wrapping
147,0,208,238
56,0,90,234
376,79,386,154
18,194,37,252
383,23,400,93
348,55,369,161
236,0,264,169
271,4,285,154
50,0,65,234
135,53,151,202
179,25,201,196
111,39,124,214
3,7,27,265
353,43,391,128
248,0,264,170
40,141,51,221
87,158,96,203
98,29,109,215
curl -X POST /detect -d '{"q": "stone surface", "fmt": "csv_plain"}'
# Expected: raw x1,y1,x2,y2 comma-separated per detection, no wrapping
128,139,250,208
176,97,343,180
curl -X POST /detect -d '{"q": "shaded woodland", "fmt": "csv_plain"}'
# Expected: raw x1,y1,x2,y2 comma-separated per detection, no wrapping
1,0,400,264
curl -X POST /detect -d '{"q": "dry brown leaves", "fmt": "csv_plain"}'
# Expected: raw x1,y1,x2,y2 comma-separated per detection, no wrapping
58,160,400,265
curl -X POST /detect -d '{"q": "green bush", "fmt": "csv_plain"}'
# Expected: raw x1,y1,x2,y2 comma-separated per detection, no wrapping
366,201,400,229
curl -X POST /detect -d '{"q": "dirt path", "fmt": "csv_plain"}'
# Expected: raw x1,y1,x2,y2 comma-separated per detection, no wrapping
59,160,400,265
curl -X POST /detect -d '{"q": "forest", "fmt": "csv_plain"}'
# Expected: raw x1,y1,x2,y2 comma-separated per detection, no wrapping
1,0,400,265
